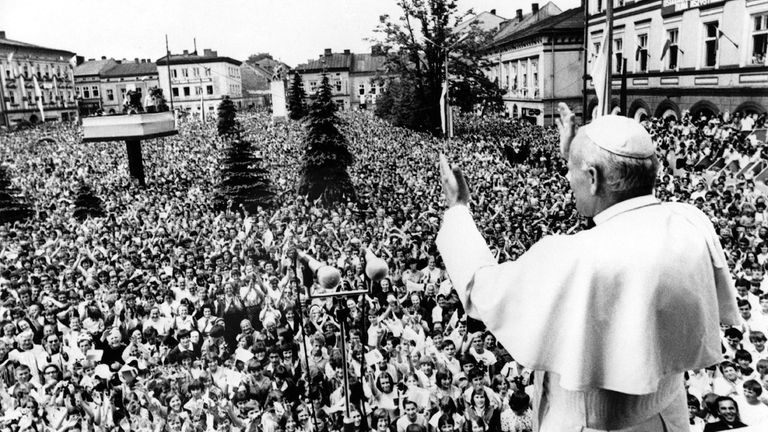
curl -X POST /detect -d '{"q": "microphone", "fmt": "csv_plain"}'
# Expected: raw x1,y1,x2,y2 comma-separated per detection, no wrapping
298,251,341,290
364,248,389,282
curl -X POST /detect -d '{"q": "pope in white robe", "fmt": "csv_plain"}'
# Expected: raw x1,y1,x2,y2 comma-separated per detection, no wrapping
436,106,740,432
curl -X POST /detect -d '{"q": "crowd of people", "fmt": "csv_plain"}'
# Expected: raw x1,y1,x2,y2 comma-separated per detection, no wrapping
0,106,767,432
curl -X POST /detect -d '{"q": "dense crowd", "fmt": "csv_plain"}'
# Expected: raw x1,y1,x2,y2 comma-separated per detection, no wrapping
0,107,767,432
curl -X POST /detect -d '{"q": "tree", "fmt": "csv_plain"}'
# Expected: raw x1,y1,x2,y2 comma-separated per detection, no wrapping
373,0,503,134
287,73,308,120
297,74,356,205
0,165,33,224
216,138,275,213
217,96,241,137
245,52,275,67
72,183,105,222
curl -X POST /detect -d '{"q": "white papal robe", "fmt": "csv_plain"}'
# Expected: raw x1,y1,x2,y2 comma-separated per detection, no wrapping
436,195,740,431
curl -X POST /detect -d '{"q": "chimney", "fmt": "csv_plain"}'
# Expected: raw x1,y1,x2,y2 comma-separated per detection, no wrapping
183,49,189,55
532,3,539,13
211,50,217,57
135,58,139,64
324,48,332,57
203,48,212,56
343,49,350,55
88,58,95,62
101,56,106,60
516,9,523,20
0,31,5,39
490,9,496,15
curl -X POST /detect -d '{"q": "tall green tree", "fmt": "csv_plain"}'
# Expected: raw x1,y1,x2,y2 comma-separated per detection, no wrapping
217,96,240,137
297,74,356,205
216,138,275,213
373,0,503,134
0,165,32,224
288,73,308,120
73,183,105,222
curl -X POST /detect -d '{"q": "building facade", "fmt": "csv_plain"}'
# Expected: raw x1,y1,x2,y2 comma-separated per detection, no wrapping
156,49,243,117
484,3,586,125
74,58,116,116
293,48,388,110
586,0,768,120
99,60,159,114
240,63,272,108
0,31,77,126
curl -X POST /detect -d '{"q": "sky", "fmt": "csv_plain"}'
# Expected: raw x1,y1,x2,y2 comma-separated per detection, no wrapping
0,0,580,67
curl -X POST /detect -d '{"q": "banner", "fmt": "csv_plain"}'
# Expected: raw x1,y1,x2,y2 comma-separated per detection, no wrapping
591,32,610,118
32,75,45,121
270,80,287,119
440,81,453,138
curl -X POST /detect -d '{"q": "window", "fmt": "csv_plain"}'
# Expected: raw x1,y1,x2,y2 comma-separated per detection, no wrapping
82,87,90,98
753,13,768,65
205,68,211,77
92,86,99,97
371,85,376,95
172,69,178,78
207,85,213,95
121,88,127,100
704,22,719,67
309,81,317,92
107,89,114,101
8,91,15,104
667,29,679,70
172,87,179,97
193,67,199,77
359,83,365,95
637,34,648,72
183,86,190,96
182,68,189,78
335,79,342,92
597,0,603,13
195,86,202,95
614,38,623,73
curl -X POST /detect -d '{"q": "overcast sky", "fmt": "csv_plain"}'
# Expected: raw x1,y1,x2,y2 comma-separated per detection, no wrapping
0,0,580,66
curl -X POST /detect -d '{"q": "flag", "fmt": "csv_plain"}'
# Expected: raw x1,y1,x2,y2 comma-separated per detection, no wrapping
6,51,18,78
718,29,739,49
53,76,59,105
68,55,77,69
591,32,610,118
439,80,453,138
32,75,45,121
660,39,671,60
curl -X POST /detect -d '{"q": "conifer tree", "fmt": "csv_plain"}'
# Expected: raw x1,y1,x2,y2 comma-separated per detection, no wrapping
288,73,308,120
297,74,356,204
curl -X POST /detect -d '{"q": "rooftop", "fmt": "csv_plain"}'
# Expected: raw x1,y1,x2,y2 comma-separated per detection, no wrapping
0,30,75,56
156,48,241,66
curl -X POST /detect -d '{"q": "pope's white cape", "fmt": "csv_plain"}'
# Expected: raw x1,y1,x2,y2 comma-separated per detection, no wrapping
436,198,739,395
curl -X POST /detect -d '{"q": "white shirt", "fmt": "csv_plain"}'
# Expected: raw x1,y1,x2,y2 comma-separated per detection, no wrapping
437,196,739,431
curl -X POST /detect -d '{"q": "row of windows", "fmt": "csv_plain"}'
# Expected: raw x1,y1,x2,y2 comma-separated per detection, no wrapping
171,85,215,97
170,67,212,79
593,13,768,72
4,89,74,105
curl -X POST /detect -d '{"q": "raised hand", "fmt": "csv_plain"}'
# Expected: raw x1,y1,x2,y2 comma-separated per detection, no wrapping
438,154,470,208
555,102,577,159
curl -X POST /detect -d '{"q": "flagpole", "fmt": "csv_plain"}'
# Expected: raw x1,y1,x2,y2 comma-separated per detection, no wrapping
602,0,614,116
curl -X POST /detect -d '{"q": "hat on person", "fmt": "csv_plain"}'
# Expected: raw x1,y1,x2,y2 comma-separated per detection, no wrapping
581,115,655,159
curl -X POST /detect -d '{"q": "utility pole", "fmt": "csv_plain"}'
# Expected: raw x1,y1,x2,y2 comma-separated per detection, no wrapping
602,0,614,116
582,0,589,122
620,58,628,116
165,35,174,111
